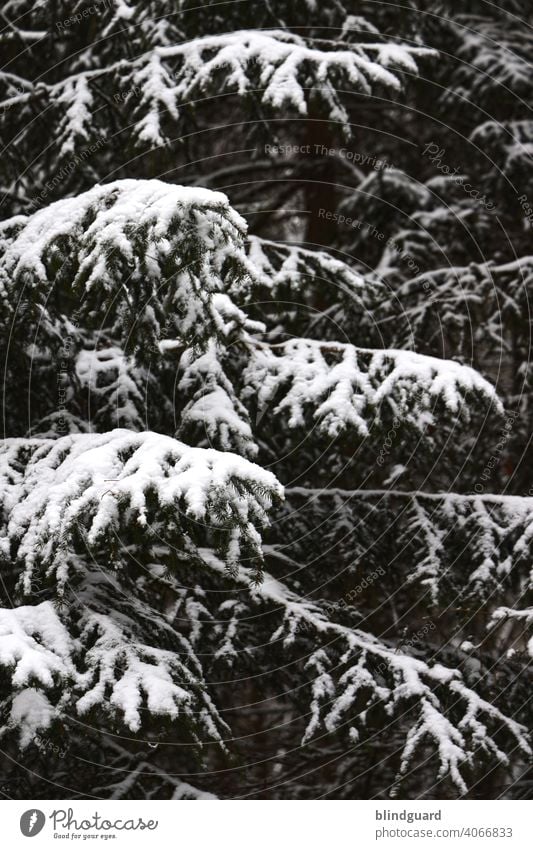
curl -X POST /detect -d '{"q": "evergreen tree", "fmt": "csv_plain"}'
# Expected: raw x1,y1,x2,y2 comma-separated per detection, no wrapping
0,0,531,799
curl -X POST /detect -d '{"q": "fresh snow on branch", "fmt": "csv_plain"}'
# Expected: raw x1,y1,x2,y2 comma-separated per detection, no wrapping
0,30,430,150
0,600,227,745
389,256,533,357
0,429,283,592
199,548,530,794
147,30,426,136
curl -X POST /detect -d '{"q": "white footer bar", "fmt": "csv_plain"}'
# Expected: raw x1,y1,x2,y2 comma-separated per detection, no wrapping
3,799,529,848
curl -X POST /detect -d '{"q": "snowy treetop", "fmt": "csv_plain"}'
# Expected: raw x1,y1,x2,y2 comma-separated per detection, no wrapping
0,179,503,464
0,179,257,354
245,236,381,344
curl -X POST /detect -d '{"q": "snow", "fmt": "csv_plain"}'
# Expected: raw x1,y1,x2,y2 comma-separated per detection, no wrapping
76,613,195,733
0,178,244,283
9,689,55,748
0,599,227,741
244,338,501,438
0,30,429,150
0,0,529,802
0,429,283,592
0,602,74,747
0,179,260,381
57,76,93,156
489,607,533,656
76,347,146,430
132,52,180,146
0,602,74,688
376,43,421,73
445,19,531,106
178,340,257,457
97,741,219,799
152,29,423,130
248,236,368,298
